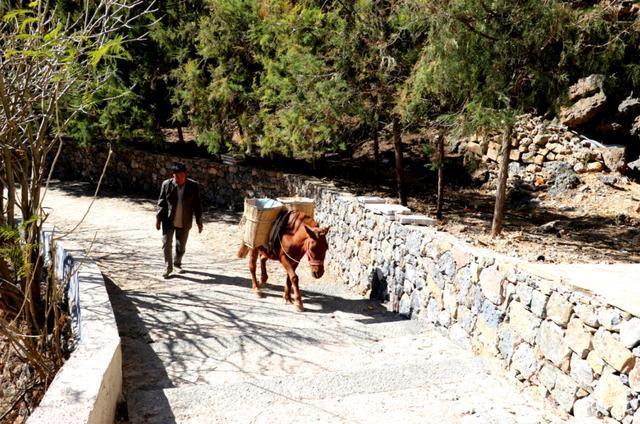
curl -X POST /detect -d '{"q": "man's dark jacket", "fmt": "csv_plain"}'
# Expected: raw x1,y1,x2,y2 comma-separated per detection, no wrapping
156,178,203,230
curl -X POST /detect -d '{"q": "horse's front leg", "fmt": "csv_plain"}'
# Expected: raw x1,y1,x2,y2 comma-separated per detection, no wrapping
259,255,269,288
248,249,263,297
280,259,302,311
284,276,293,304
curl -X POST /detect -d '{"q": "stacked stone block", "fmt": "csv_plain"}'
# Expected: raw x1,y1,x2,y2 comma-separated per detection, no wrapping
460,114,626,175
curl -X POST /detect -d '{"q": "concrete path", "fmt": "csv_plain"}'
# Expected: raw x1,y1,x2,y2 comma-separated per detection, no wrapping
43,182,566,423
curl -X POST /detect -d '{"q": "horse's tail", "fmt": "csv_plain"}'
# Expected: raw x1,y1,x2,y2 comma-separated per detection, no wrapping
237,243,250,259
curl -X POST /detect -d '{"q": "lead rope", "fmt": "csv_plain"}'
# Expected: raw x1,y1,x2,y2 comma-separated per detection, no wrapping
278,232,306,264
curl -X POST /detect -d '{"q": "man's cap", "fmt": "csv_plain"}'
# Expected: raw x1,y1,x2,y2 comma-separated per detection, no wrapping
171,162,187,172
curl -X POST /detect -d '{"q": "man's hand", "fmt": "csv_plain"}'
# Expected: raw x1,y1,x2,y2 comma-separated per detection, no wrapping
198,223,203,234
156,220,161,231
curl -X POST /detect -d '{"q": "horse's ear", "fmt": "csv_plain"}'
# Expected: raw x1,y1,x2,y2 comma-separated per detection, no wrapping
304,225,318,240
319,227,330,236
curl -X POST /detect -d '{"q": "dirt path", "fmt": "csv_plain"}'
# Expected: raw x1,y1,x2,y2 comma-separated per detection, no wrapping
43,182,566,423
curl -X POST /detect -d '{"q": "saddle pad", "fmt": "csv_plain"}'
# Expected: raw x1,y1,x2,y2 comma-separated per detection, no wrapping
266,210,291,255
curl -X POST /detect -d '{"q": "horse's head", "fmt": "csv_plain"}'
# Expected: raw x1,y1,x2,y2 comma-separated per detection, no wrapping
304,225,330,278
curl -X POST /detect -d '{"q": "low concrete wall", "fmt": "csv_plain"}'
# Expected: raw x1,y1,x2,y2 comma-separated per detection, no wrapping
28,228,122,424
55,144,640,422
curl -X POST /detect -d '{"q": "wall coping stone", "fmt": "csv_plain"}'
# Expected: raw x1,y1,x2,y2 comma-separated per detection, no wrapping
522,263,640,317
28,228,122,424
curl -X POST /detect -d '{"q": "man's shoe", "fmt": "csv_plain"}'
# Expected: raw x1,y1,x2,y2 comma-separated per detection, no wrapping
174,263,184,274
163,266,173,279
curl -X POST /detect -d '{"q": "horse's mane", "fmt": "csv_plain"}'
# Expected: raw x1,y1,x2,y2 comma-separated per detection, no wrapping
283,211,317,236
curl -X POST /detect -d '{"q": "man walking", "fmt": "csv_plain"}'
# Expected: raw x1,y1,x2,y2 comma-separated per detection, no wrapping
156,162,203,278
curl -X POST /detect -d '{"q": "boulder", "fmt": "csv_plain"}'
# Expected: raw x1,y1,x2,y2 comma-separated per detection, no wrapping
560,92,607,128
569,75,605,101
618,95,640,116
632,115,640,137
597,146,627,173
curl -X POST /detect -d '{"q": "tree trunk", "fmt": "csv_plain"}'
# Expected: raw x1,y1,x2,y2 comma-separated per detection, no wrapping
392,116,407,206
177,124,185,144
0,176,4,226
373,110,380,170
436,132,445,220
491,125,514,237
2,148,15,228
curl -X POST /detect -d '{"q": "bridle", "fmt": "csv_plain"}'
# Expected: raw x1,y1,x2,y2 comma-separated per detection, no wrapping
278,233,324,266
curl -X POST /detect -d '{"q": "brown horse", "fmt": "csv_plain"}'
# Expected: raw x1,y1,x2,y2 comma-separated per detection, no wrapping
237,211,329,311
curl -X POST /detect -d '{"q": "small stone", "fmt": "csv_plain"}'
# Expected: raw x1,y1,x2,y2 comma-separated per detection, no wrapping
586,162,604,172
534,155,545,166
587,350,606,375
546,292,573,327
475,316,499,355
479,266,505,305
600,146,627,173
538,320,572,367
438,309,451,327
571,353,594,389
574,162,587,174
457,306,476,333
600,175,619,187
539,364,559,390
487,142,501,162
498,325,518,361
573,395,598,418
575,304,599,328
593,328,636,373
481,299,504,328
399,293,412,317
552,372,579,412
599,308,623,330
566,318,592,359
511,343,538,380
594,373,631,421
467,141,482,156
515,284,533,306
530,290,548,318
629,362,640,393
438,252,456,277
508,301,541,343
620,318,640,349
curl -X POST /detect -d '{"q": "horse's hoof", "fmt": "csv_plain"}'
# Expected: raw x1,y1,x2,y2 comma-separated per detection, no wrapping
284,297,293,304
253,290,264,298
295,302,304,312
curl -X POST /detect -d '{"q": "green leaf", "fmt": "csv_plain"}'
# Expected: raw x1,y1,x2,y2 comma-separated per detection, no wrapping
2,9,32,22
44,23,63,43
19,16,39,32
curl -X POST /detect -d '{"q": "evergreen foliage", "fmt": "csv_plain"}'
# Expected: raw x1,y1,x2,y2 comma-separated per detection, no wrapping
40,0,640,161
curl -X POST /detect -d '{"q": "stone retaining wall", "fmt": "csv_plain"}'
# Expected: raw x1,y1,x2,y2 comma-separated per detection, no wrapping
56,144,288,209
55,144,640,422
312,191,640,423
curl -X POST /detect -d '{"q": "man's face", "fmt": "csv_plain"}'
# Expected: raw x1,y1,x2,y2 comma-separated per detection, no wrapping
173,171,187,186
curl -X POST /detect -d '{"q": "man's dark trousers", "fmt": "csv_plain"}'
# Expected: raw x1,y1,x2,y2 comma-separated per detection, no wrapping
163,225,189,268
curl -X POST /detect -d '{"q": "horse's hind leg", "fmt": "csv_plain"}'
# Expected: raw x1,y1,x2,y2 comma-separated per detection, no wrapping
259,255,268,288
249,250,263,297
